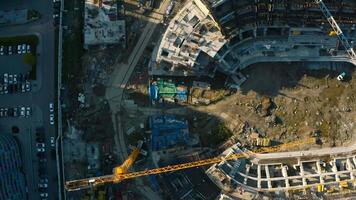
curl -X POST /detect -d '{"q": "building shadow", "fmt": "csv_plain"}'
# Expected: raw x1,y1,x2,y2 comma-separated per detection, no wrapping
239,61,355,97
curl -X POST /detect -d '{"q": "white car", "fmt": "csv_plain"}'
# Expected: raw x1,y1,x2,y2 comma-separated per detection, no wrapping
26,107,31,117
37,148,45,152
50,137,55,147
13,74,18,84
22,44,26,54
25,81,31,92
49,114,54,125
40,193,48,197
20,107,26,117
49,103,54,112
3,84,8,94
337,72,346,81
51,137,56,147
8,46,12,55
17,45,22,54
3,73,8,83
0,45,4,55
38,183,48,188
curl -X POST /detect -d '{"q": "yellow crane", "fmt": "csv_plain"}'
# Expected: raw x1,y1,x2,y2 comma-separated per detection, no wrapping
65,137,316,191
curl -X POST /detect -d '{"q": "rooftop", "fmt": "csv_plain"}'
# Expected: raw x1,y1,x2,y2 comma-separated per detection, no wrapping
84,0,125,48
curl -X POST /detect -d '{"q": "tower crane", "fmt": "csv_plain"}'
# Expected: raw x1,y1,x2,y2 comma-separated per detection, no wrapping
65,137,317,191
314,0,356,61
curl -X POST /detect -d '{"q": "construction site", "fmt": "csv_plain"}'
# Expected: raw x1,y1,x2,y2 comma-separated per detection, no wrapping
62,0,356,199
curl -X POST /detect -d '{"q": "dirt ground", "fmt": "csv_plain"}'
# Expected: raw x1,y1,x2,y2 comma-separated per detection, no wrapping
193,63,356,147
123,62,356,148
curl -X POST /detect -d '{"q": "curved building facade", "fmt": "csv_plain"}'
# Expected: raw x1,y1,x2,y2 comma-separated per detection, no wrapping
151,0,356,87
0,134,27,200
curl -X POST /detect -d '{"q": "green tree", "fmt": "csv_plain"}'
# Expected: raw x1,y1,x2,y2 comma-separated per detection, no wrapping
210,123,233,146
23,53,36,66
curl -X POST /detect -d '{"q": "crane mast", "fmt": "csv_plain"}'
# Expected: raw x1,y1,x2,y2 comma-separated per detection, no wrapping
314,0,356,61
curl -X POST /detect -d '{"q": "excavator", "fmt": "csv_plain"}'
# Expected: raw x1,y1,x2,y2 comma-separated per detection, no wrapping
65,0,356,193
65,137,317,191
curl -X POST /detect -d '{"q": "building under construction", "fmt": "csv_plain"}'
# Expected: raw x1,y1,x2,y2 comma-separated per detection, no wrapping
150,0,356,87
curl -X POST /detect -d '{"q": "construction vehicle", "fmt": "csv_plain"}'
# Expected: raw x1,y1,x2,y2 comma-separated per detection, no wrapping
328,30,337,37
317,184,324,192
314,0,356,61
339,181,349,189
65,137,316,191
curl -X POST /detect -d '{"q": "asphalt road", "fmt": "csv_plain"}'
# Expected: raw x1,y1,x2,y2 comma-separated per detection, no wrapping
0,1,58,200
104,1,170,199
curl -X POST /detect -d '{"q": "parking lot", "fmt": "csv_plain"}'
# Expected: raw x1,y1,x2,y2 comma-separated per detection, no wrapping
0,0,59,199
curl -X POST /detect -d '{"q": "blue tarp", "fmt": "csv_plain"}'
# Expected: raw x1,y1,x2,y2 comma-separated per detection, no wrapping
149,85,159,101
149,115,190,151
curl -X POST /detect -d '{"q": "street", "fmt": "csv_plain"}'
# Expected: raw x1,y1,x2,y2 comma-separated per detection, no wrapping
105,0,171,199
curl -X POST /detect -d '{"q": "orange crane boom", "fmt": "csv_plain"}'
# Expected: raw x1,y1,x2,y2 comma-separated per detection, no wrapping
65,137,316,191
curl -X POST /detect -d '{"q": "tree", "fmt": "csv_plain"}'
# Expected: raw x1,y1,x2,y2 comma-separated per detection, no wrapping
23,53,36,66
210,123,233,146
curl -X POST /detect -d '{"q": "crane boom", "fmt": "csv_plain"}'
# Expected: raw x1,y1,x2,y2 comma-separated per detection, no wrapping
314,0,356,61
65,137,316,191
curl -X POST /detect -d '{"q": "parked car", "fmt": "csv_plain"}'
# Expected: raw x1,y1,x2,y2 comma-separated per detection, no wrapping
26,107,31,117
49,114,54,125
40,193,48,198
3,84,8,94
8,74,13,84
3,108,8,117
37,148,45,152
0,45,4,55
8,46,12,55
36,143,45,148
13,107,18,117
0,108,4,117
337,72,346,81
0,84,3,94
25,81,31,92
3,73,8,83
49,103,54,112
38,183,48,189
13,74,17,84
21,83,26,92
22,44,26,54
20,107,26,117
26,45,31,53
50,137,55,147
17,45,22,54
